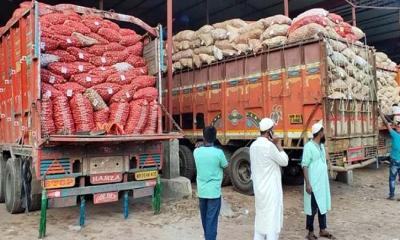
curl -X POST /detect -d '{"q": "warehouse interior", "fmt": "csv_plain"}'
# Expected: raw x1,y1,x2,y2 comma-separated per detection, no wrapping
1,0,400,62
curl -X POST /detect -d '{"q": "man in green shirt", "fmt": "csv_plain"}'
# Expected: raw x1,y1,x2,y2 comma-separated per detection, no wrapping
302,121,335,240
194,126,228,240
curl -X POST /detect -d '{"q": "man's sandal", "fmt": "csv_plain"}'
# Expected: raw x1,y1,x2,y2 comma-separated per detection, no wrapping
306,232,318,240
320,230,336,239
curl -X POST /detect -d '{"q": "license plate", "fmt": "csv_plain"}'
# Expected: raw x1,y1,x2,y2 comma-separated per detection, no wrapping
135,170,158,180
44,177,75,189
90,173,122,185
93,192,118,204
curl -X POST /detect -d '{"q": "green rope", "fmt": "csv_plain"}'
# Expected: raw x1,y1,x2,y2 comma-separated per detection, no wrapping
38,188,47,239
152,176,162,215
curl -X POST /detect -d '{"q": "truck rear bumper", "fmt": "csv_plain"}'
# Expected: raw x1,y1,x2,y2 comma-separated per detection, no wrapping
47,180,156,199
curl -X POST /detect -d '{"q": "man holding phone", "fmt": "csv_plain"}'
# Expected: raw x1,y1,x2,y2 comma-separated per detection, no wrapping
250,118,289,240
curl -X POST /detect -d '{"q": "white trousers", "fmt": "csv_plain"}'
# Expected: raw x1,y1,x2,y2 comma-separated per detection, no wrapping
253,231,279,240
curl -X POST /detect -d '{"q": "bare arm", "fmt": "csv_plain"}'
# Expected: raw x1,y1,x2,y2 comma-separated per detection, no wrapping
379,108,392,131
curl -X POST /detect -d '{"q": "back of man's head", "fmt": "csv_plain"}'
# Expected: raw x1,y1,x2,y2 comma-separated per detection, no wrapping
203,126,217,144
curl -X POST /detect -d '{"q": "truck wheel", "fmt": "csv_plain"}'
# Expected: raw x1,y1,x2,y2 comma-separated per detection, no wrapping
0,155,6,203
5,158,24,213
29,194,42,211
179,145,196,181
282,164,304,186
222,149,232,186
230,147,253,195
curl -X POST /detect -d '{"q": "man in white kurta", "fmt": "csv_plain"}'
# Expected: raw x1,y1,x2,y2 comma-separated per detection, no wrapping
250,118,289,240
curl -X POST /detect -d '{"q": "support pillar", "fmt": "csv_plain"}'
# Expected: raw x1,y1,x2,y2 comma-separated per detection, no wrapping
167,0,173,132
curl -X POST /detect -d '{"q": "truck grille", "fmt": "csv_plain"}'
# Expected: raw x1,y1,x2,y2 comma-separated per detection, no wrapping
40,159,72,176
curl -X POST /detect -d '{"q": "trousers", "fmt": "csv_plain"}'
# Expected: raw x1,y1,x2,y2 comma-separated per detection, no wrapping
199,197,221,240
389,160,400,197
306,193,327,232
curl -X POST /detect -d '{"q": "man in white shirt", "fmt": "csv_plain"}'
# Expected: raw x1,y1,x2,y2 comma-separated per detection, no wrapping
250,118,289,240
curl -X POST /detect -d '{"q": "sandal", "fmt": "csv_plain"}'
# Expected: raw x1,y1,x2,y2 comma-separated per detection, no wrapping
306,232,318,240
320,230,336,239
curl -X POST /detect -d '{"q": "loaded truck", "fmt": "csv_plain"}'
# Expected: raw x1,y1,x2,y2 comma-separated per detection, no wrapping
169,37,379,194
0,1,179,223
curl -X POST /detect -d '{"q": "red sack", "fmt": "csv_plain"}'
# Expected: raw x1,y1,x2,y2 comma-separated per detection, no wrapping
66,47,94,62
51,34,82,49
48,62,95,79
65,12,82,22
120,34,142,47
106,71,136,85
91,83,121,102
41,37,59,51
42,83,62,99
86,42,125,56
82,18,103,33
110,85,135,103
89,55,120,67
131,75,156,89
41,69,66,85
126,55,146,68
126,42,144,56
98,28,122,43
288,15,328,34
40,98,56,136
328,13,343,24
102,20,120,31
119,28,136,36
143,101,158,135
64,20,91,34
41,13,68,25
94,108,110,126
71,73,105,88
49,24,75,36
131,66,148,76
133,87,158,101
54,82,86,98
125,99,149,134
335,22,353,37
345,33,357,43
53,95,75,134
89,66,117,81
109,102,130,126
47,50,76,62
85,32,109,45
103,51,130,62
70,93,95,132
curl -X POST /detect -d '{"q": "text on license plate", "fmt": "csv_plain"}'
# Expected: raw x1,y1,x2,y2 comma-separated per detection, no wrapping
93,192,119,204
135,170,158,180
44,177,75,189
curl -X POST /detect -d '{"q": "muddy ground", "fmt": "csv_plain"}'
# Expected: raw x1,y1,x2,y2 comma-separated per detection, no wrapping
0,165,399,240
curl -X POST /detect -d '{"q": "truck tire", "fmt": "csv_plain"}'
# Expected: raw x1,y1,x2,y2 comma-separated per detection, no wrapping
179,145,196,181
282,164,304,186
0,155,6,203
5,158,24,213
29,194,42,211
221,149,232,186
230,147,253,195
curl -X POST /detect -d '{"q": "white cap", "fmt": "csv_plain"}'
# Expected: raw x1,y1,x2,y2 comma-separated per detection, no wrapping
312,121,324,135
259,118,275,131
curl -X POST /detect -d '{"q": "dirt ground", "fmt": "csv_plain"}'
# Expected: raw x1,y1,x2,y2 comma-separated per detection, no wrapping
0,165,399,240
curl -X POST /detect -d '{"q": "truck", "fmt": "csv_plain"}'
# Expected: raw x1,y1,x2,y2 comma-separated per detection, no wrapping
170,37,379,194
0,1,179,223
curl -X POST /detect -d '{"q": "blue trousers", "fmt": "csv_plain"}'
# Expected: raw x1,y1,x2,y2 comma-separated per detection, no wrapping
389,160,400,197
199,197,221,240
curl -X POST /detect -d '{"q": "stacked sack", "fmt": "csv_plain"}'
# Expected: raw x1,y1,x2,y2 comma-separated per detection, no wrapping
8,3,162,136
287,8,365,44
325,39,374,101
375,52,399,115
172,15,292,71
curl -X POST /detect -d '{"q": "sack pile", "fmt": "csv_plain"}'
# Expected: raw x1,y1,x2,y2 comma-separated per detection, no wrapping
325,39,374,101
8,3,162,136
376,52,397,71
172,16,292,71
288,8,365,43
171,8,366,71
